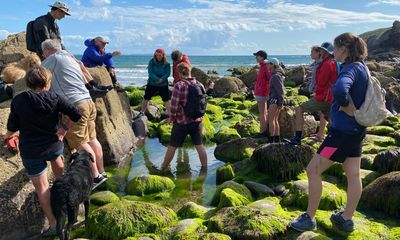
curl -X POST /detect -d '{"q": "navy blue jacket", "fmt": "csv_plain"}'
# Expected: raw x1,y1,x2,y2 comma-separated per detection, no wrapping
81,38,114,68
330,62,368,134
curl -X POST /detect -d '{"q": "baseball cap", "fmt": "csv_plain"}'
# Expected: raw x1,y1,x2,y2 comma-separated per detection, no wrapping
94,36,109,44
253,50,268,59
155,48,166,55
318,42,334,54
49,1,71,16
268,58,280,67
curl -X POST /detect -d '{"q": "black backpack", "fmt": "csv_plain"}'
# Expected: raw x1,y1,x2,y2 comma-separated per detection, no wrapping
26,20,36,52
183,80,207,119
0,81,13,103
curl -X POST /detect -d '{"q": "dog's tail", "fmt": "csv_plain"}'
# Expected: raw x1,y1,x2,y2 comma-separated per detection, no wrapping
50,181,68,239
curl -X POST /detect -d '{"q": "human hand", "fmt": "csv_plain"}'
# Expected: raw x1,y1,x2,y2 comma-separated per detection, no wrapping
339,105,354,116
156,79,163,85
109,68,116,76
56,128,67,141
112,51,121,57
167,118,174,125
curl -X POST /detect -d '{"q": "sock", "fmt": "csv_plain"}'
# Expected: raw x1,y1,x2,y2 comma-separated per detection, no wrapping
295,131,303,139
268,136,274,143
274,136,280,143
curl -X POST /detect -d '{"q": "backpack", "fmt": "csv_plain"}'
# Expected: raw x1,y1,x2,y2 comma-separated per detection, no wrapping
0,81,13,103
183,80,207,119
349,63,392,127
26,20,36,52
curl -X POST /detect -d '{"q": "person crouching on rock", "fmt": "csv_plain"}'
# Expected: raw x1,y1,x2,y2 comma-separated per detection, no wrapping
266,58,284,143
41,39,108,189
138,48,171,117
5,66,82,237
161,62,207,170
81,36,123,92
252,50,271,138
289,33,369,233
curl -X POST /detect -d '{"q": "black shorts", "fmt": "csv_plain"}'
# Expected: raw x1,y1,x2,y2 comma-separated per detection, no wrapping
317,128,366,163
268,98,283,107
170,122,203,147
144,84,170,102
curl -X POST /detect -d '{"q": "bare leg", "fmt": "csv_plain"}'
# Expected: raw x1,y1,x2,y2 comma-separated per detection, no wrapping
295,106,305,132
317,112,327,140
306,154,334,218
88,139,104,174
79,143,100,178
268,104,278,136
342,157,362,220
195,145,208,167
257,101,268,133
162,146,177,170
50,156,64,179
31,172,56,227
140,100,149,113
275,108,282,136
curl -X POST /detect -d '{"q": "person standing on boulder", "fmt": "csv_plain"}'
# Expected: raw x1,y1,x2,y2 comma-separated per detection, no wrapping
253,50,271,138
161,62,207,170
266,58,285,143
290,33,369,233
171,50,191,84
138,49,171,117
41,39,107,189
31,1,70,59
288,42,339,145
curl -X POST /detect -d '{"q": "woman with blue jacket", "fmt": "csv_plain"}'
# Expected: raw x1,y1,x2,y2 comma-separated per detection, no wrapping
290,32,369,233
139,48,171,115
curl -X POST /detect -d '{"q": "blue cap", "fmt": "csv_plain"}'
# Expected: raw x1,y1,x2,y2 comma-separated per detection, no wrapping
318,42,334,54
268,57,280,67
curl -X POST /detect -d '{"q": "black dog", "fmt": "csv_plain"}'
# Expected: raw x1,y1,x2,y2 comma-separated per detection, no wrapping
50,150,94,240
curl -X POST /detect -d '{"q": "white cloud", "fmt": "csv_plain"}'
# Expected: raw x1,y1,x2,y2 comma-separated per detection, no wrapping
91,0,111,6
0,30,11,40
367,0,400,6
72,0,81,6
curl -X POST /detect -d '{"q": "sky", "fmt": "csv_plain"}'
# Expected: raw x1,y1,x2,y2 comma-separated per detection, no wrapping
0,0,399,55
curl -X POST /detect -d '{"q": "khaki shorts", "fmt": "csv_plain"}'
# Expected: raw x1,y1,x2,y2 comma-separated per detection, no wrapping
300,98,331,118
63,99,97,150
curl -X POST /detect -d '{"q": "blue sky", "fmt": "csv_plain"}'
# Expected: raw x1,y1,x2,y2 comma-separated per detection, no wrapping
0,0,399,55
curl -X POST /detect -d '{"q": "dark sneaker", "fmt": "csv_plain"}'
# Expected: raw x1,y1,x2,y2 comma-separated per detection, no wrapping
330,211,355,232
289,213,317,232
101,172,108,178
41,225,56,237
288,137,301,145
133,112,145,121
252,131,267,139
93,175,107,190
98,84,114,91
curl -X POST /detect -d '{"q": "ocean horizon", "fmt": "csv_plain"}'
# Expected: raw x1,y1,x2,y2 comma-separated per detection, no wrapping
75,54,311,86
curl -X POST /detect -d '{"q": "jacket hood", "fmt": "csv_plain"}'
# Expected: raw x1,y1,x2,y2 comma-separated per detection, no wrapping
84,38,95,47
27,91,58,114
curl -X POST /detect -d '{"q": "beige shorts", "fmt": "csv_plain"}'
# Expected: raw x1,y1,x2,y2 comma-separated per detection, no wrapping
63,99,97,150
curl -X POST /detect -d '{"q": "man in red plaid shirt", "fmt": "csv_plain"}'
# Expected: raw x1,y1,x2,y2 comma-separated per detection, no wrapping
162,63,208,170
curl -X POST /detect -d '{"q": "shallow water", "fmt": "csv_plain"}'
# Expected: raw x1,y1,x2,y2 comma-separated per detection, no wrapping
128,138,225,205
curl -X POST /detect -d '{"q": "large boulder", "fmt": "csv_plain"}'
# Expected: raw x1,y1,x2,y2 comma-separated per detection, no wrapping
125,175,175,196
0,32,32,72
385,82,400,114
214,138,259,163
214,126,241,144
251,143,315,181
88,67,137,165
214,77,248,98
191,67,209,86
211,180,253,206
239,68,258,88
286,66,306,85
233,119,260,138
373,148,400,174
360,171,400,217
217,188,251,209
278,106,318,138
216,164,235,184
90,190,120,206
177,202,210,219
87,201,177,240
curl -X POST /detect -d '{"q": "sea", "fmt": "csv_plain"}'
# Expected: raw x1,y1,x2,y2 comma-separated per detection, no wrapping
76,55,311,87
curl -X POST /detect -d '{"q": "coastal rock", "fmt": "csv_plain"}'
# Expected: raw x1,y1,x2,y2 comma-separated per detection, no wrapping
214,126,241,144
125,175,175,196
90,190,120,206
168,218,205,239
214,76,248,98
230,66,251,76
145,102,162,121
127,88,144,106
214,137,259,163
87,201,177,240
282,180,345,210
251,143,315,181
217,188,251,209
211,180,253,206
88,67,136,165
233,119,260,138
206,104,223,124
248,197,280,211
385,82,400,114
286,66,306,85
278,106,318,138
216,164,235,184
0,32,32,72
366,61,394,72
239,68,258,88
243,181,275,198
373,148,400,174
295,231,331,240
192,67,209,86
177,202,210,219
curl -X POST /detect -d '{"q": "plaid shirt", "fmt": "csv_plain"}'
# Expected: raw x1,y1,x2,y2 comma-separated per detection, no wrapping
170,77,203,125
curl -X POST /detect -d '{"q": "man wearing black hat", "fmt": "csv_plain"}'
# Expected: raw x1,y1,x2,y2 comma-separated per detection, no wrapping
32,1,70,59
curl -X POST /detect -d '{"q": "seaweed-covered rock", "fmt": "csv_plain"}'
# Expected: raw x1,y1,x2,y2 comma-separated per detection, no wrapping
177,202,210,220
208,205,291,240
127,88,144,106
157,123,172,144
218,188,251,209
366,125,396,136
323,162,380,187
206,104,223,124
216,164,235,184
248,197,280,211
286,66,306,83
285,95,309,107
360,171,400,217
362,134,396,154
168,218,206,240
214,127,241,144
244,181,275,198
233,119,260,138
282,180,345,211
251,143,315,181
198,233,232,240
87,201,177,240
214,138,259,163
125,175,175,196
372,148,400,174
145,102,162,121
295,231,331,240
125,234,160,240
278,106,318,138
211,180,253,206
90,191,120,206
214,77,248,98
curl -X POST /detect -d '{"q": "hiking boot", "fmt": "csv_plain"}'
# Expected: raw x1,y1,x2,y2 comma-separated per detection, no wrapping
289,213,317,232
330,211,355,232
41,225,56,237
252,131,267,139
93,175,107,190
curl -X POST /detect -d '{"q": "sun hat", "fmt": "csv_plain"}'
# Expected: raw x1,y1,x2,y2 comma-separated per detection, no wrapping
253,50,268,60
268,58,280,67
318,42,334,54
49,1,70,16
94,36,109,44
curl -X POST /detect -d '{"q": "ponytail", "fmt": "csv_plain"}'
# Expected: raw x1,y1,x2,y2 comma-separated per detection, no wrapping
334,32,368,63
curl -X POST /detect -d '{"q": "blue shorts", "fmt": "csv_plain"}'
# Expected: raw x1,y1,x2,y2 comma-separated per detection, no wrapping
22,147,64,177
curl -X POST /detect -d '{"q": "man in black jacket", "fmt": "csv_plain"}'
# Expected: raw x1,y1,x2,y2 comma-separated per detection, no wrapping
33,1,70,59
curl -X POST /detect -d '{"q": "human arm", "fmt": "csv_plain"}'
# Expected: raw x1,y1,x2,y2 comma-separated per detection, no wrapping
84,46,113,64
333,68,355,115
56,96,82,141
148,61,160,85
